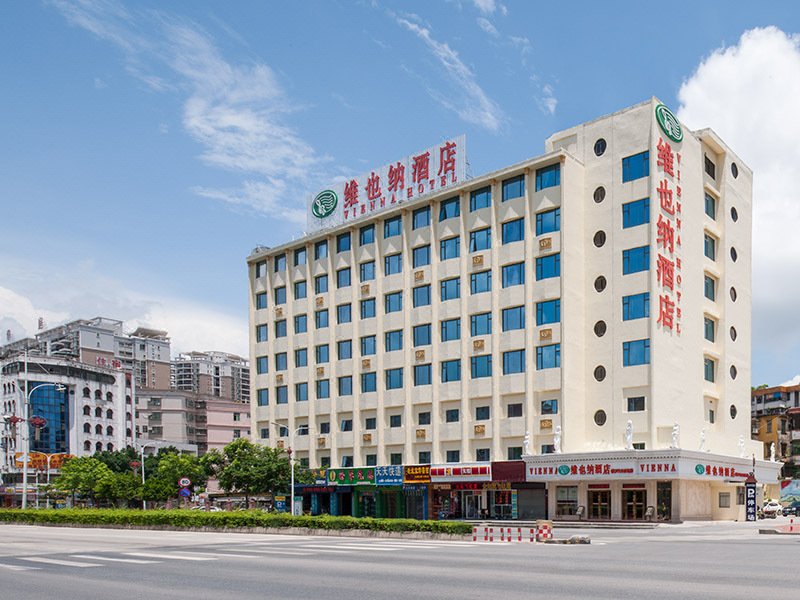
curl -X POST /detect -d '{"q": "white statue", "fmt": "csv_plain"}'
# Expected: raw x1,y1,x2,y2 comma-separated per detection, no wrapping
624,420,634,450
770,442,776,462
522,430,531,456
699,428,706,452
738,435,746,458
670,422,680,449
553,425,562,454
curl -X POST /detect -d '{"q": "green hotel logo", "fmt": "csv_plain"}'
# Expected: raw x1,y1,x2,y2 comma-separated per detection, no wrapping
557,465,570,476
655,104,683,143
695,464,705,475
312,189,338,219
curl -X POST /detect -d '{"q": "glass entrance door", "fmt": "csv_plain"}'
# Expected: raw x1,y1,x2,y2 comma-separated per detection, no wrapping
464,492,481,519
623,489,646,520
589,490,611,519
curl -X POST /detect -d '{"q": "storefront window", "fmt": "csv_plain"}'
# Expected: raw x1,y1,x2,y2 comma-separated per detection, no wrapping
556,485,578,516
657,481,672,521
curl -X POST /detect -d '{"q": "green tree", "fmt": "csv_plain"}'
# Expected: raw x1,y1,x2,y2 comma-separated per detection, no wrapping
210,439,290,505
52,456,115,505
143,451,207,502
94,447,140,474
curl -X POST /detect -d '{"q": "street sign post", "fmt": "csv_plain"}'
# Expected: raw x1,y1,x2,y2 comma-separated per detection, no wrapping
178,477,192,487
179,487,191,498
745,473,757,522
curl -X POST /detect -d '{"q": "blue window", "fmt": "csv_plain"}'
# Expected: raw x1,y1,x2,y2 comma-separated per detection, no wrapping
623,246,650,274
295,348,307,367
294,280,307,300
622,151,650,182
441,359,461,383
413,245,431,268
441,318,461,342
275,353,288,371
256,292,267,310
414,364,432,386
623,339,651,366
256,388,269,406
502,306,525,331
535,164,560,191
316,379,330,399
536,208,560,235
502,262,524,288
274,286,286,305
338,375,353,396
386,368,403,390
704,275,716,301
412,206,430,229
295,382,308,402
440,236,460,260
541,399,558,414
256,324,268,343
470,270,492,294
360,224,375,246
315,274,328,294
255,261,266,278
360,260,375,282
470,186,491,211
385,330,403,351
622,198,650,228
337,340,352,360
413,324,432,346
536,253,561,280
274,254,286,272
502,218,524,244
439,197,460,221
440,277,461,301
469,227,491,253
361,372,377,393
294,314,307,334
361,335,376,356
704,234,716,261
536,299,561,325
336,268,351,288
384,253,402,275
315,309,329,329
275,320,287,338
315,344,329,364
622,292,650,321
471,355,492,379
360,298,376,319
502,174,525,201
337,303,352,324
384,215,402,238
704,193,717,220
276,385,288,404
294,248,307,266
536,344,561,370
256,356,268,374
704,357,715,382
413,284,431,307
503,350,526,374
314,240,328,260
385,292,402,313
470,312,492,336
336,232,351,253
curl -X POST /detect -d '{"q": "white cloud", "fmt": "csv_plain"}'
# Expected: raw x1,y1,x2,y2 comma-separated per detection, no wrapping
476,17,499,37
537,83,557,115
193,179,306,224
677,26,800,383
472,0,496,14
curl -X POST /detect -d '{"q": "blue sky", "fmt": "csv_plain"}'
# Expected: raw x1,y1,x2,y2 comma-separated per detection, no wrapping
2,1,800,385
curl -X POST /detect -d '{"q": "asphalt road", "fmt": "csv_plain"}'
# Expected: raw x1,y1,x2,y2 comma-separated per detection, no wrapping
0,519,797,600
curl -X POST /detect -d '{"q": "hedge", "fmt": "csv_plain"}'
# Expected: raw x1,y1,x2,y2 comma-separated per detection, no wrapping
0,509,472,535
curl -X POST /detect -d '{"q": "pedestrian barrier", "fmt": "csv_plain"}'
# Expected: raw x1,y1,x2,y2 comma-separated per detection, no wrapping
535,520,554,542
472,525,547,543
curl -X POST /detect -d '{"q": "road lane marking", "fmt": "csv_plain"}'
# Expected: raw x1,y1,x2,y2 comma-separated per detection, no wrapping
125,552,216,561
19,557,101,568
71,555,160,564
0,563,40,571
301,544,396,551
218,548,310,556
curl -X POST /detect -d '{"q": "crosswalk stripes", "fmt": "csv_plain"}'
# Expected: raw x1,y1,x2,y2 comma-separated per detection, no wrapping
71,554,161,564
223,548,322,556
124,552,217,561
19,557,102,568
0,562,40,571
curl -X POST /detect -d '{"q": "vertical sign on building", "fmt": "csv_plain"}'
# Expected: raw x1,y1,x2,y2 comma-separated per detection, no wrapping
745,473,757,522
654,104,684,336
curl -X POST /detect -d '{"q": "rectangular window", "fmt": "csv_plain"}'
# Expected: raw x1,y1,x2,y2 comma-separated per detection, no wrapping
413,244,431,268
320,457,331,468
361,372,377,393
341,455,353,468
719,492,730,509
441,359,461,383
439,197,460,221
365,417,376,430
622,150,650,182
338,376,353,396
705,155,716,179
315,274,328,294
418,411,431,425
385,329,403,352
413,324,432,347
336,267,351,288
623,339,651,366
256,292,268,310
257,388,269,406
360,335,376,356
275,320,287,338
314,309,329,329
502,174,525,200
622,293,650,321
445,408,460,423
470,312,492,336
503,349,526,374
295,382,308,402
386,368,404,390
470,270,492,294
274,286,287,305
413,284,431,307
502,306,525,331
256,355,268,374
441,318,461,342
536,299,560,325
536,253,561,280
471,355,492,379
536,344,561,370
294,348,307,367
469,227,491,252
314,240,328,260
385,291,403,313
704,357,715,382
446,450,460,463
315,344,329,364
276,385,288,404
414,364,432,386
337,232,351,253
704,233,717,261
360,298,376,319
337,340,352,360
535,164,560,191
704,193,717,220
384,215,402,238
294,280,307,300
319,422,330,434
622,198,650,228
340,418,352,432
440,236,460,260
623,246,650,274
476,448,491,462
260,428,269,439
536,208,560,235
274,254,286,272
627,396,646,412
384,253,402,275
255,260,267,278
390,453,403,465
440,277,461,301
360,224,375,246
704,316,716,342
256,324,268,343
502,262,525,288
704,274,716,301
507,403,523,418
541,399,558,415
508,447,523,460
337,303,352,324
470,186,491,211
412,206,430,229
359,260,376,282
502,218,524,244
418,451,431,464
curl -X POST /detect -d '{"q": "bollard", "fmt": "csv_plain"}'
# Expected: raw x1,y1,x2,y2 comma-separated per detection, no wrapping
507,527,512,542
517,527,522,542
500,528,505,542
535,519,554,542
489,527,494,542
473,526,477,542
529,528,535,543
484,526,489,542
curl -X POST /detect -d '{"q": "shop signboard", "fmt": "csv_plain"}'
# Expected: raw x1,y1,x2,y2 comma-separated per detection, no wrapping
375,465,403,486
745,475,757,522
403,465,431,484
309,468,328,485
327,467,375,486
430,464,491,483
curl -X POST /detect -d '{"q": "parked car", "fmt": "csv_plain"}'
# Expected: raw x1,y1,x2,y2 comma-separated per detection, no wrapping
762,500,783,518
781,504,798,516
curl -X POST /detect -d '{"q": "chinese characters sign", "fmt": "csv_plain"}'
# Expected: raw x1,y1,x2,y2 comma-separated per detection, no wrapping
307,136,467,232
430,464,491,482
375,465,403,486
327,467,375,486
403,465,431,484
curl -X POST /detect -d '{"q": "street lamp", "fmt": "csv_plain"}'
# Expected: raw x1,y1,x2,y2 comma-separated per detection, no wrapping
280,424,308,516
139,440,167,510
20,382,65,509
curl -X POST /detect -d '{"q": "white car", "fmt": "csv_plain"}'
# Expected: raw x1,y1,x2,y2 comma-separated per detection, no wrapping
762,500,783,518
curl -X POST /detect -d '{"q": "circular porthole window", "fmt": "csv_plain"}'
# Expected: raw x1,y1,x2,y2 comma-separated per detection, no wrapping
731,163,739,178
730,365,738,379
730,326,737,341
730,287,737,302
730,207,738,222
594,276,607,293
594,410,607,426
594,321,607,337
730,247,738,262
594,365,606,382
593,186,606,204
593,230,606,248
594,138,607,157
730,404,738,419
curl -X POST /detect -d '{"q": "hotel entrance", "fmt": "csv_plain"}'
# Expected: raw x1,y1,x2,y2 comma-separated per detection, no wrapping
588,488,611,519
622,487,646,520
